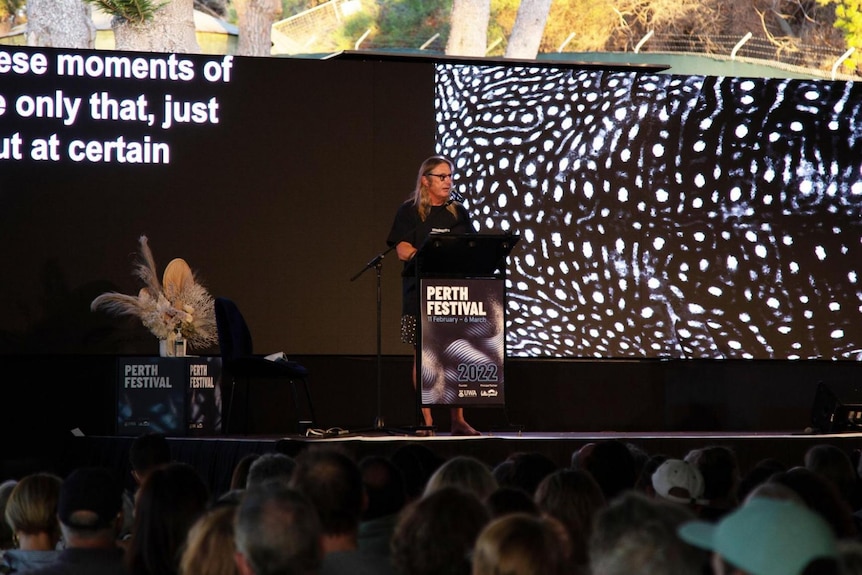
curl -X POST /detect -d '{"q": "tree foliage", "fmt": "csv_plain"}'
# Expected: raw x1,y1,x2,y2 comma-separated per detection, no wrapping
0,0,24,21
540,0,619,52
83,0,166,24
332,0,378,50
818,0,862,70
371,0,451,49
0,0,23,35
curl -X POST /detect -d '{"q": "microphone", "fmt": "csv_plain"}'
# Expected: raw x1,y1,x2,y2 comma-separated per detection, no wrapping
446,190,465,205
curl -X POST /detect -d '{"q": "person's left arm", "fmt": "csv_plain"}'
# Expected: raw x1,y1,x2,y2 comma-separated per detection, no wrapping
396,241,418,262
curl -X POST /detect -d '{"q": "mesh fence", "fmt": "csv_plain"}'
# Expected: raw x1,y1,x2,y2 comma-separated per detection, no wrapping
272,0,356,54
271,7,860,79
645,33,857,78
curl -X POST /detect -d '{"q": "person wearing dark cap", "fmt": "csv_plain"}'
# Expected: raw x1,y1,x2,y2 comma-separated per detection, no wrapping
29,466,128,575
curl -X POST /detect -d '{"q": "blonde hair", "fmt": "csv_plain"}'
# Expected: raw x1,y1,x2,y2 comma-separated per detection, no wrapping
472,513,570,575
5,473,62,536
179,505,239,575
423,455,498,501
412,155,458,221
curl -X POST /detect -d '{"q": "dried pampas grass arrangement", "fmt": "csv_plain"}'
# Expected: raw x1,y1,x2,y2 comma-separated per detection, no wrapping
91,235,218,350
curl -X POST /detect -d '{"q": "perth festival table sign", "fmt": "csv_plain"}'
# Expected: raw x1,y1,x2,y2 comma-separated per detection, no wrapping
0,47,233,164
117,356,222,436
420,279,505,407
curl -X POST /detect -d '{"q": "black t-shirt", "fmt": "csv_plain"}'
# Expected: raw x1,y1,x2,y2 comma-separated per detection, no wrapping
386,200,474,316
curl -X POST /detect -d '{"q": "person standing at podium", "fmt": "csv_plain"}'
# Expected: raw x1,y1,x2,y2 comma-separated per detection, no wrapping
387,155,480,436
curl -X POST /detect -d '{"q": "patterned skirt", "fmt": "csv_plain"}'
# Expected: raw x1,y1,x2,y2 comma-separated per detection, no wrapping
400,315,417,346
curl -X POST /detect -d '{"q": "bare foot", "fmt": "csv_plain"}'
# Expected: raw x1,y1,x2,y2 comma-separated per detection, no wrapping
451,421,481,436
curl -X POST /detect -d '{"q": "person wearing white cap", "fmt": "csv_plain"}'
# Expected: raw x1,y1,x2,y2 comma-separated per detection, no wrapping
651,459,709,508
677,497,840,575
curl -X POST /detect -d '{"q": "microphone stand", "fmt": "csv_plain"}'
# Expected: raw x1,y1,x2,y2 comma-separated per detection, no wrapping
349,244,402,433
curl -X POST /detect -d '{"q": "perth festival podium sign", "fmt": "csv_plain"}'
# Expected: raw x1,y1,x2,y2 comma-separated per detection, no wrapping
416,233,519,407
117,356,222,436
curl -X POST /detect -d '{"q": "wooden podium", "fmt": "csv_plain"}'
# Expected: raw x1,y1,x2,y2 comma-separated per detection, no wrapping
414,233,519,408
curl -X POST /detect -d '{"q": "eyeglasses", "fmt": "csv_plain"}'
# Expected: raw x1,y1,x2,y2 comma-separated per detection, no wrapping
424,172,453,182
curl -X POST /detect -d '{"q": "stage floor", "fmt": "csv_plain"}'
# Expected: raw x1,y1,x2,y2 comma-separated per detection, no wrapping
52,430,862,498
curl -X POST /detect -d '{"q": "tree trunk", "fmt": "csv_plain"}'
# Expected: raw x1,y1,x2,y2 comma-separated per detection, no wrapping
504,0,553,59
446,0,490,56
235,0,282,57
113,0,199,53
26,0,95,48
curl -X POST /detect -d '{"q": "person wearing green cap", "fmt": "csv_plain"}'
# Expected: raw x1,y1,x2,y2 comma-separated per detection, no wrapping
678,497,840,575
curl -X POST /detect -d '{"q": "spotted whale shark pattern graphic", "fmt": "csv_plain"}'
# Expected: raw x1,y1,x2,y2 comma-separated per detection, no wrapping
435,65,862,360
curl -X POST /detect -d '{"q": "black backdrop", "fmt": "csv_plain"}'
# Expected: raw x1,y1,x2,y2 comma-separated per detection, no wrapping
0,47,435,357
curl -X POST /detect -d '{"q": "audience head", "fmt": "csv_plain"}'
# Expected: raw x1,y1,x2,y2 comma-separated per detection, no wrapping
0,479,17,550
358,455,406,521
635,454,668,494
684,445,740,514
288,446,363,536
180,503,240,575
651,458,708,507
491,451,557,497
246,452,296,490
678,497,839,575
234,482,322,575
744,480,806,505
4,473,62,550
737,457,787,502
534,468,605,569
838,540,862,575
129,431,172,485
573,439,637,501
570,442,595,470
230,454,260,491
485,487,539,519
626,442,650,482
589,490,706,575
423,455,498,501
390,443,443,501
471,513,569,575
216,489,245,507
58,466,124,545
127,462,210,575
768,467,857,539
804,443,860,507
391,486,490,575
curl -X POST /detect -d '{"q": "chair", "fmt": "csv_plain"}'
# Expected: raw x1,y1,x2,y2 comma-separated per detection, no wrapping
214,297,315,434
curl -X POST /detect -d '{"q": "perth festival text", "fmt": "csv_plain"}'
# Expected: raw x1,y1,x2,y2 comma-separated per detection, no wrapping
426,285,487,322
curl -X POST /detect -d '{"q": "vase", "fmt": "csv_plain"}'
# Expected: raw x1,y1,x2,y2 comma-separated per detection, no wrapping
159,338,174,357
158,333,187,357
